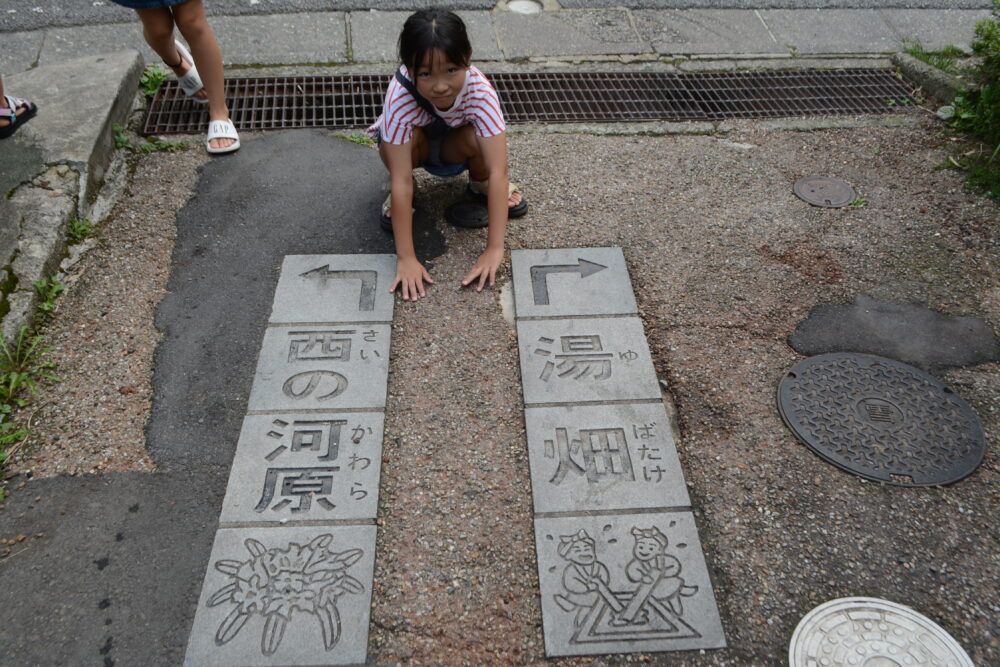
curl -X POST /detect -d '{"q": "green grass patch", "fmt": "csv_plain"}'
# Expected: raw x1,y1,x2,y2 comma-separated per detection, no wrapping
903,40,966,75
140,65,167,98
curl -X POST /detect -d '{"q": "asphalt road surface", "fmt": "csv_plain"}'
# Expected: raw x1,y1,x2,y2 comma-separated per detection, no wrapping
1,1,993,33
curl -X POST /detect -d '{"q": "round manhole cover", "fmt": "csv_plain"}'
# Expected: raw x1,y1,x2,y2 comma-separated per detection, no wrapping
777,353,985,486
794,176,857,207
790,597,973,667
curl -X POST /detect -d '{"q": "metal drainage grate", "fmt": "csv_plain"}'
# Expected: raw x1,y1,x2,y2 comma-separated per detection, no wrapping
777,353,986,486
144,69,914,135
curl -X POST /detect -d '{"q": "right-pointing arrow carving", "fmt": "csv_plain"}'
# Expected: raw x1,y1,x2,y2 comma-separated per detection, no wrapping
300,266,377,311
530,258,607,305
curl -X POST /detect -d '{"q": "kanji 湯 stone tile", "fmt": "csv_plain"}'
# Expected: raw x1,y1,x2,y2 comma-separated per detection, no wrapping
185,524,376,666
220,413,385,524
247,325,390,411
511,247,637,319
534,512,726,657
269,255,396,324
517,317,661,405
525,403,689,514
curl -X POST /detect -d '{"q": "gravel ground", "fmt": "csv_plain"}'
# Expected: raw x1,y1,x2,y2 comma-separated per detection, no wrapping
7,114,998,664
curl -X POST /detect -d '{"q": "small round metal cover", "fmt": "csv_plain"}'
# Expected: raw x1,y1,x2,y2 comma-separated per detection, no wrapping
793,175,857,207
777,353,985,486
790,597,973,667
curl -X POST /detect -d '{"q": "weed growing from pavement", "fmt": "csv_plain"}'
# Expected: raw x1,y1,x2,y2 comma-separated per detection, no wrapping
0,327,60,497
67,218,93,244
140,65,167,98
903,40,967,75
33,278,64,322
850,197,869,208
345,134,376,147
949,0,1000,202
112,124,189,155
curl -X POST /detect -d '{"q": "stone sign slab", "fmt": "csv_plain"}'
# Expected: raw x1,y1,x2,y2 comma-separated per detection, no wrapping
185,524,376,666
525,403,689,514
511,247,637,319
269,255,396,324
247,325,391,411
517,317,661,405
220,413,385,524
534,512,726,657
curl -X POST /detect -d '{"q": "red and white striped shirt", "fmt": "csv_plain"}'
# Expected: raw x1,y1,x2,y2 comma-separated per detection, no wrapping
367,65,506,145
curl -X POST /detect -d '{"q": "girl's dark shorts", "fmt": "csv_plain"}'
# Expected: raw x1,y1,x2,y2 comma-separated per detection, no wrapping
375,123,469,179
109,0,189,9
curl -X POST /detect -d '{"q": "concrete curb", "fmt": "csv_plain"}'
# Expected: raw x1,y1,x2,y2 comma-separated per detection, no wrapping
891,52,968,103
1,51,142,342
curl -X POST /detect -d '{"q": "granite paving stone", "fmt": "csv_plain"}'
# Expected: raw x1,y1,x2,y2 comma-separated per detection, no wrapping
210,14,347,66
220,412,385,524
269,255,396,324
524,403,688,514
517,317,661,405
760,10,898,54
632,10,781,56
511,247,638,319
534,511,725,657
247,324,391,411
0,30,46,74
878,9,992,52
349,11,502,64
184,524,376,666
37,23,154,67
494,10,651,60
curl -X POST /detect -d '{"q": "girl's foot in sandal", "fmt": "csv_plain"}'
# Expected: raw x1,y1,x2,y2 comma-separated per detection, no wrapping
169,40,209,104
206,119,240,155
379,182,416,233
466,178,528,218
0,94,38,139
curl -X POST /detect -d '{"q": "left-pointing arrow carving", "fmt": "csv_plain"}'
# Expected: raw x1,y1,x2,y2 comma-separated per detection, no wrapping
530,258,607,305
300,266,377,311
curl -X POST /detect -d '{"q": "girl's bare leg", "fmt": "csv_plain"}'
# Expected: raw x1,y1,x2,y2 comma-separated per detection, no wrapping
171,0,234,150
440,125,521,206
134,7,208,102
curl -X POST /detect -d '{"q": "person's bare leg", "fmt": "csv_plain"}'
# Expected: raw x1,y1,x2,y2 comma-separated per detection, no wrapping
134,7,208,102
440,124,521,207
378,128,428,218
172,0,233,150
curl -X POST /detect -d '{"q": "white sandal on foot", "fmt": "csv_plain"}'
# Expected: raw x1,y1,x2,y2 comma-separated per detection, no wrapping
206,119,240,155
173,40,208,104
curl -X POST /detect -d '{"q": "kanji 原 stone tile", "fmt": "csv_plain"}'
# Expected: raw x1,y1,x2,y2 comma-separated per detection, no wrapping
220,413,385,524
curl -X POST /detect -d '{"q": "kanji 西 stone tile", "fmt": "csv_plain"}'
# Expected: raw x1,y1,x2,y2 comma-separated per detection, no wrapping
185,524,376,666
220,413,385,524
269,255,396,324
525,403,689,514
511,247,637,319
517,318,661,405
534,512,726,657
247,325,390,411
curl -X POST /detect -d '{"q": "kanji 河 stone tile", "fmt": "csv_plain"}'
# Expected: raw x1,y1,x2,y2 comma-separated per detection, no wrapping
185,525,376,666
524,403,689,514
269,255,396,324
220,413,385,524
517,318,661,406
247,325,390,411
534,512,726,657
511,247,637,319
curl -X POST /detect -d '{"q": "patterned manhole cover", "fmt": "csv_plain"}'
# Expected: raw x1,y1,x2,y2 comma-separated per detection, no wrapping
777,353,985,486
793,176,857,207
789,597,973,667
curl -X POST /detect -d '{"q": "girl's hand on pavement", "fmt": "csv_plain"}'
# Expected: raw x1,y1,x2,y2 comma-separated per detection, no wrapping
461,247,504,292
390,257,434,300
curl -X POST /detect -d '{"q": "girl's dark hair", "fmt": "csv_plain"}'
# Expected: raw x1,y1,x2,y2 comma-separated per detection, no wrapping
398,9,472,73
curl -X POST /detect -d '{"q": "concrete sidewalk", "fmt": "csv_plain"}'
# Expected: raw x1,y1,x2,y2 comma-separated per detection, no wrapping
1,8,991,74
